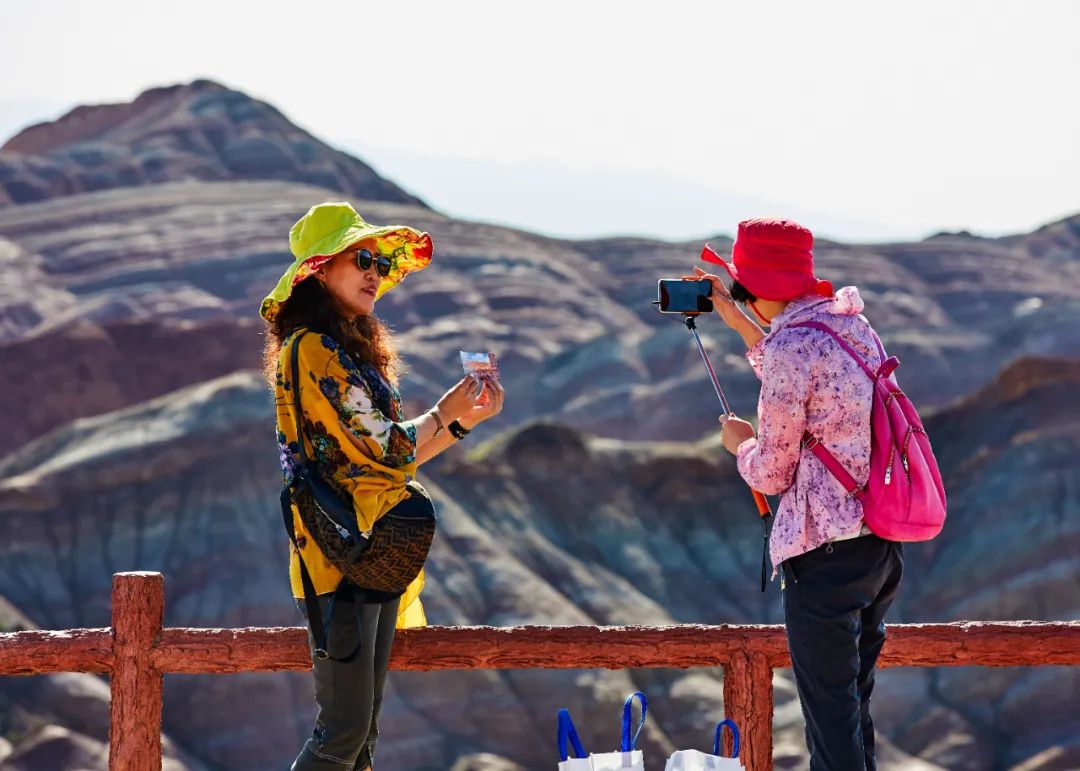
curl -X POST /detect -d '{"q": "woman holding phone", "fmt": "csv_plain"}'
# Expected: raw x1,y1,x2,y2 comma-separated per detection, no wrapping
261,202,505,770
690,218,904,771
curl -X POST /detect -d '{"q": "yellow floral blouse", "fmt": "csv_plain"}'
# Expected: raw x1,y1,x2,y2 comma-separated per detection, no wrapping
275,328,426,628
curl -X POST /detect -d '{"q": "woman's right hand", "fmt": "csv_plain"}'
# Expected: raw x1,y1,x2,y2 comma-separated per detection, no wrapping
435,375,483,422
682,266,750,332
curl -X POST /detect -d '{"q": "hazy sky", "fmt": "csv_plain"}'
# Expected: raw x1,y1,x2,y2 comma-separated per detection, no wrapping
1,0,1077,241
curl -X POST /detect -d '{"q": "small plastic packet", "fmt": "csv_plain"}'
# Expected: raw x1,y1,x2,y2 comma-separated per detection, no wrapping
460,351,500,405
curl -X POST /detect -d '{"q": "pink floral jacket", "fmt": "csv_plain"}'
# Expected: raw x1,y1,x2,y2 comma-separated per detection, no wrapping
736,287,884,571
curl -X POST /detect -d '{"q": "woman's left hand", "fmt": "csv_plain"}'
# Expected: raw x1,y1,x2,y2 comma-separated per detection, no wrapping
460,379,505,429
720,413,756,455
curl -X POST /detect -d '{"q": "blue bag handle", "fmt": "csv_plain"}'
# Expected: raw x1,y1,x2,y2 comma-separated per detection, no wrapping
620,691,648,751
558,708,587,761
713,719,740,758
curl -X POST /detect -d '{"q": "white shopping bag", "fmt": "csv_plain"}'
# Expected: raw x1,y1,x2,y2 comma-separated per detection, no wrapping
557,692,647,771
664,720,743,770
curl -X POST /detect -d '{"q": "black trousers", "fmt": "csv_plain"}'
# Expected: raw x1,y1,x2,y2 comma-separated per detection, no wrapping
291,587,400,770
781,534,904,771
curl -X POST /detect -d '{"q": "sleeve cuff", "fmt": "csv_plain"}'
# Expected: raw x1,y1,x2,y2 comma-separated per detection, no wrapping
385,421,418,467
736,437,759,480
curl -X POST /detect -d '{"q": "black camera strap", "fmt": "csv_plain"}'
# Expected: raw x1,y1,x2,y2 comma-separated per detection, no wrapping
760,514,772,593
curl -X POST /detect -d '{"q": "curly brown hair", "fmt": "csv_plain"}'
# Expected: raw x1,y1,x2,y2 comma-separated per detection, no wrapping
262,276,402,388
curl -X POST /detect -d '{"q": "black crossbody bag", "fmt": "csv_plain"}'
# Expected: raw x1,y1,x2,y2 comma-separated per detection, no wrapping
279,331,437,659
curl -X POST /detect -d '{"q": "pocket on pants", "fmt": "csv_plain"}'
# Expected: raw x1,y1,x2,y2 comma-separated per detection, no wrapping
324,600,361,660
308,599,362,715
328,610,362,712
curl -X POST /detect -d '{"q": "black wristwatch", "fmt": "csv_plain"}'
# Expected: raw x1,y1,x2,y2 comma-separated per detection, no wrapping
449,420,471,440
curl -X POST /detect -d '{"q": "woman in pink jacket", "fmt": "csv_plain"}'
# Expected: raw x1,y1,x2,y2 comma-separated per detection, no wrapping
693,218,904,771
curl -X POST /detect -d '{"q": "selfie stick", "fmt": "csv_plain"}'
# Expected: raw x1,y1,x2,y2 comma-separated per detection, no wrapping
683,315,772,519
685,316,731,414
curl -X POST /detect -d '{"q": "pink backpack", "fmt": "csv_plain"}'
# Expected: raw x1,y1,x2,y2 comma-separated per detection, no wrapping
790,321,947,542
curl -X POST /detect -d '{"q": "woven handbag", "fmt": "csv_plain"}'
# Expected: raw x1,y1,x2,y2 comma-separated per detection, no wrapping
280,331,436,657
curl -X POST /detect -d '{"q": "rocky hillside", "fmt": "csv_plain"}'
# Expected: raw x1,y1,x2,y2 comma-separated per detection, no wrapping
0,357,1076,770
0,82,1077,770
0,80,422,207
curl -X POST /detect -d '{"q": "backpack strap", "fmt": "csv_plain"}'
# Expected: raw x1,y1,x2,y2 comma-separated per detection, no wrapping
788,321,878,380
802,432,863,497
788,321,880,497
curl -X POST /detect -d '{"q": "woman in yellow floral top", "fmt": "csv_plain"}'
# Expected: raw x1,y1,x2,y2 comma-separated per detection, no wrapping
261,202,505,771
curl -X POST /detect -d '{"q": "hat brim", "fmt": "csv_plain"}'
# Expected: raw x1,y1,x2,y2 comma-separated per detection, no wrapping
701,242,741,283
260,224,432,321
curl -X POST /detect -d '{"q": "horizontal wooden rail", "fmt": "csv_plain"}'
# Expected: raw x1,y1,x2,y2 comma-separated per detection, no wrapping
0,573,1077,771
0,628,112,675
6,621,1077,676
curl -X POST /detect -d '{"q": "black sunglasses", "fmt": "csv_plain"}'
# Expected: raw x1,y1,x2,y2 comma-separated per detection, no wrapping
354,248,394,278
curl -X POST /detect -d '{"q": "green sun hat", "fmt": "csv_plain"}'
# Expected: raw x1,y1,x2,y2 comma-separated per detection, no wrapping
259,201,433,321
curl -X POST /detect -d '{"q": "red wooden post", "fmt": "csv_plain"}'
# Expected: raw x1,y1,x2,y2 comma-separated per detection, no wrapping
723,649,774,771
109,572,164,771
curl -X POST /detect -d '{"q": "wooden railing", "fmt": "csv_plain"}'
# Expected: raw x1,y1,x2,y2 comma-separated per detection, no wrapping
2,572,1078,770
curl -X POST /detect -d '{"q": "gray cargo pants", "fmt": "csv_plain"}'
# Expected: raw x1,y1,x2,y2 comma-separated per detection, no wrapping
291,588,400,770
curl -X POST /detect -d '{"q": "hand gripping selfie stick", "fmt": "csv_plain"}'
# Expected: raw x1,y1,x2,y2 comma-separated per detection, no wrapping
682,315,772,520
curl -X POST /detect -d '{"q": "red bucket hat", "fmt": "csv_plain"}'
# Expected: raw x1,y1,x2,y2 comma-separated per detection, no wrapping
702,218,833,301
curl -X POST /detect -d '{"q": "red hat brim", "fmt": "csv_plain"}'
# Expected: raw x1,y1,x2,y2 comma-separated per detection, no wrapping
701,243,740,282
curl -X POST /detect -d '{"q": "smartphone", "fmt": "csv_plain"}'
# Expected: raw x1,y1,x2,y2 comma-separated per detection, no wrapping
657,279,714,314
461,351,499,406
